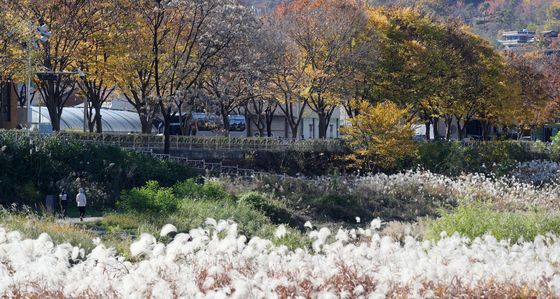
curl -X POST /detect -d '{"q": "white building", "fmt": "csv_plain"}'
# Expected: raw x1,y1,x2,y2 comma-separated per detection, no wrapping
245,105,346,139
498,29,536,49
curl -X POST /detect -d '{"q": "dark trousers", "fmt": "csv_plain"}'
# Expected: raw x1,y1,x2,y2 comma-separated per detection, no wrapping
79,206,86,218
60,200,68,217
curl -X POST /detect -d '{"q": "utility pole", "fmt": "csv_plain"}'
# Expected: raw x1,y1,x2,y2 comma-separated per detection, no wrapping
25,22,51,131
77,70,86,133
26,22,32,130
83,97,88,132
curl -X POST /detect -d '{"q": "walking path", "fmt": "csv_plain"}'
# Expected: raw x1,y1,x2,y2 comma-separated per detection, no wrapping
55,217,103,224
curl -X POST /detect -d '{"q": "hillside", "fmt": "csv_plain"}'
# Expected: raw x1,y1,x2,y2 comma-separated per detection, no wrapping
372,0,560,42
242,0,560,44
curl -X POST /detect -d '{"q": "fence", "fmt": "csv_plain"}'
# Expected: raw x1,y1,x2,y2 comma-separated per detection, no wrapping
0,129,341,177
2,130,346,153
136,149,269,177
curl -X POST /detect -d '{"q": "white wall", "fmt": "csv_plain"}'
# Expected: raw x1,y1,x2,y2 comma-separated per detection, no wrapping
300,108,342,139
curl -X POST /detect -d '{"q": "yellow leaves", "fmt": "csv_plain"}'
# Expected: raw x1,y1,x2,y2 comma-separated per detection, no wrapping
341,100,417,170
365,8,390,31
404,40,427,57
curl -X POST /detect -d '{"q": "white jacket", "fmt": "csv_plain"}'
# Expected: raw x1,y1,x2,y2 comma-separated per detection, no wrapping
76,192,87,207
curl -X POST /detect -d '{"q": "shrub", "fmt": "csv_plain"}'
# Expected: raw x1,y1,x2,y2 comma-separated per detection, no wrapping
341,100,418,171
222,172,456,223
426,203,560,242
415,141,546,176
168,199,271,237
0,131,195,208
173,179,231,201
313,194,368,222
240,150,349,176
118,181,177,215
237,192,268,210
237,192,304,227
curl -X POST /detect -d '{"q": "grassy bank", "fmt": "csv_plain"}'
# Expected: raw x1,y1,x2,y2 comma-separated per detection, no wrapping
0,131,196,209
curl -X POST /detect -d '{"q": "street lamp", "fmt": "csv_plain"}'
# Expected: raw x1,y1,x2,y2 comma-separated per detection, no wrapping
25,22,51,131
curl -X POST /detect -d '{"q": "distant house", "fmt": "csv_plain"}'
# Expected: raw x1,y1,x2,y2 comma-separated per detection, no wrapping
498,29,536,49
244,105,345,139
542,30,559,38
499,29,560,51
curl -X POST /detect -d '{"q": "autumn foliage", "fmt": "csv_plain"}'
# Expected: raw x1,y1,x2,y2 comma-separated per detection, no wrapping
341,101,417,170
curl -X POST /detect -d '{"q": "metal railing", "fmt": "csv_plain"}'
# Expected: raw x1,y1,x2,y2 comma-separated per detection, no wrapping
136,148,269,177
0,130,346,153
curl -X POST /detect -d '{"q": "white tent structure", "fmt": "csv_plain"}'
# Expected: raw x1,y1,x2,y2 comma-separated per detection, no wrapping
30,107,149,133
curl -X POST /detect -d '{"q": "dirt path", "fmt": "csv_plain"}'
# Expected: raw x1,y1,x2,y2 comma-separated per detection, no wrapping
55,217,103,224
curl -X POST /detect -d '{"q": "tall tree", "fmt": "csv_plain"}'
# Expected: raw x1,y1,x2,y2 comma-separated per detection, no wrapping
277,0,368,138
3,0,102,131
118,0,255,153
75,1,122,133
366,8,508,140
260,13,307,139
505,53,555,134
0,9,25,83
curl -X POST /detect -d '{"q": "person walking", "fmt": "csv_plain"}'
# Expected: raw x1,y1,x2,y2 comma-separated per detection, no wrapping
59,188,68,218
76,188,87,221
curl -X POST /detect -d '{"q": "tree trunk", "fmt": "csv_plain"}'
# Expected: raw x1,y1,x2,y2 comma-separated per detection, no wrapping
95,106,102,133
456,119,465,141
221,113,230,137
445,117,453,141
432,117,440,140
257,119,265,137
163,116,171,155
88,117,95,133
266,117,273,137
481,120,489,141
425,122,431,141
44,89,62,132
46,103,61,131
290,123,299,139
140,116,152,134
50,113,61,131
318,111,327,139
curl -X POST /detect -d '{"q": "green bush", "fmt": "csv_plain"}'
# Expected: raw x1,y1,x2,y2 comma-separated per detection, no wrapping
256,224,312,250
173,179,231,201
118,181,178,215
236,192,303,226
168,199,271,237
238,192,268,210
312,194,369,222
426,203,560,242
0,131,195,208
551,133,560,160
240,150,349,176
416,141,545,176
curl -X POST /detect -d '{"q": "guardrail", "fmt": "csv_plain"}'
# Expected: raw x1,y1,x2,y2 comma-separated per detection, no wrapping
1,130,346,153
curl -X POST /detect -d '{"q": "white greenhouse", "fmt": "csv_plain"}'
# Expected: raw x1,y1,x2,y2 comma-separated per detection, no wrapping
30,107,148,133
